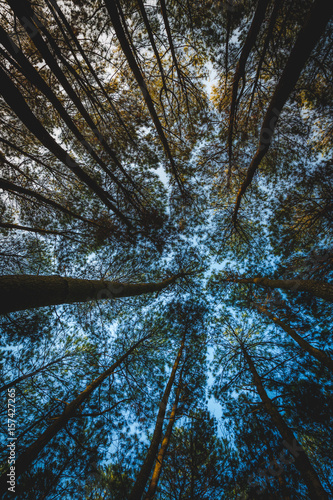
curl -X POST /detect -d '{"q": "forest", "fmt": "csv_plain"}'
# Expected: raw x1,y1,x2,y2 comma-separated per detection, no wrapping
0,0,332,498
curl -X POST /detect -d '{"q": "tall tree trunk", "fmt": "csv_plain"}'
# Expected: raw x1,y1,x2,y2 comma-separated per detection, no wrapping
227,0,270,168
0,66,132,227
0,335,149,496
145,370,183,499
0,177,98,227
104,0,185,195
45,0,137,147
6,0,131,183
0,25,143,214
232,0,333,223
129,334,185,500
245,0,283,122
0,274,183,314
241,346,328,500
255,304,333,371
159,0,182,84
222,276,333,302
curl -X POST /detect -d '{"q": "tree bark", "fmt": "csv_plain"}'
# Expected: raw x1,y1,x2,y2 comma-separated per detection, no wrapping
129,334,185,500
0,274,183,314
242,346,329,500
145,370,183,499
232,0,333,223
0,336,149,496
223,276,333,302
255,304,333,372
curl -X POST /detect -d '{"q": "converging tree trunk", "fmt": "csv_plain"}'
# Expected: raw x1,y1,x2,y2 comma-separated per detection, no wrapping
0,24,143,214
0,65,132,227
254,304,333,372
129,333,185,500
232,0,333,222
241,346,329,500
227,0,270,168
145,370,183,500
0,335,150,496
0,274,183,314
104,0,185,194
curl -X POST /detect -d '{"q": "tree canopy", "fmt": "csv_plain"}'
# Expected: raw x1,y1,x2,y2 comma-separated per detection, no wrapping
0,0,332,498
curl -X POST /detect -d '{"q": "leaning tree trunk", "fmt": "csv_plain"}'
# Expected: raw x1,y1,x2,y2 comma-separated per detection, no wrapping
129,333,186,500
223,276,333,302
0,335,149,496
145,369,183,499
255,304,333,372
104,0,184,194
242,346,329,500
0,273,183,314
232,0,333,223
227,0,270,167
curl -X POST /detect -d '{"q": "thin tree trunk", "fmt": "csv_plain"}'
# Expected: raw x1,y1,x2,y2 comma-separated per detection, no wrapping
0,26,142,214
232,0,333,223
255,304,333,371
227,0,270,168
0,177,98,227
0,336,149,496
245,0,283,123
159,0,182,84
6,0,131,184
145,370,183,499
222,276,333,302
137,0,168,94
0,222,81,241
0,66,132,227
104,0,185,195
0,273,183,314
129,333,185,500
45,0,137,147
242,346,329,500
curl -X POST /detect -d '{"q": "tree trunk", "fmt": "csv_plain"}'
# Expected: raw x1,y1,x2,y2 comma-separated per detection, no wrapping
104,0,184,195
145,370,183,499
45,0,137,147
224,276,333,302
242,347,329,500
232,0,333,223
255,304,333,372
227,0,270,166
7,0,127,175
0,66,132,227
0,222,80,241
0,177,97,227
129,334,185,500
0,336,149,496
0,25,142,213
0,274,183,314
